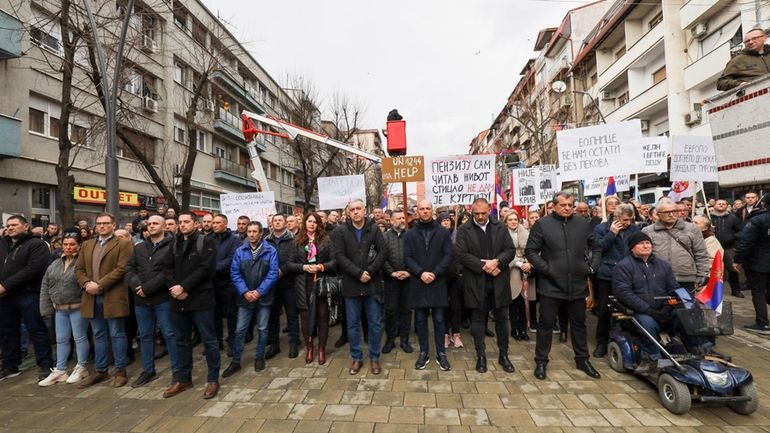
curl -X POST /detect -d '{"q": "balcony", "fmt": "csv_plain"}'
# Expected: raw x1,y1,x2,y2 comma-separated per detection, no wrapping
214,157,256,188
606,79,667,121
684,41,731,90
213,107,243,143
680,0,730,30
211,69,263,112
0,113,21,158
0,10,23,59
599,24,664,91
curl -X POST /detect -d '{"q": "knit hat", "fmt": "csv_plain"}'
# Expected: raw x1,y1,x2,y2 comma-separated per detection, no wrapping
437,212,451,222
627,232,652,250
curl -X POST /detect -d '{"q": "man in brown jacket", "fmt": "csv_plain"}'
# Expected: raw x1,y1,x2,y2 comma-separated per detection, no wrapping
717,27,770,91
75,212,134,388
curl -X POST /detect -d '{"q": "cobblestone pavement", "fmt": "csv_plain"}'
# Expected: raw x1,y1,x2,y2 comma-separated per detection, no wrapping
0,293,768,433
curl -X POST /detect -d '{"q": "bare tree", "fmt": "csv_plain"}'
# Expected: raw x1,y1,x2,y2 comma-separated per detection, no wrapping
507,94,558,165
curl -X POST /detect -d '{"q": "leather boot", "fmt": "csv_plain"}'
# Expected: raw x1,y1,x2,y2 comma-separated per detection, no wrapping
305,338,314,364
318,346,327,365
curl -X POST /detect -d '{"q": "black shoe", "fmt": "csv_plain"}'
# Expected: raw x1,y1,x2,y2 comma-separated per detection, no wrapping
382,340,395,354
534,362,547,380
744,323,770,334
475,355,488,373
485,328,495,338
282,327,288,333
511,330,521,341
288,344,299,359
264,345,280,360
131,371,158,388
592,344,608,358
437,353,451,371
221,362,241,378
520,330,530,341
154,347,168,360
732,291,745,299
400,341,414,354
559,331,568,343
576,359,601,379
498,355,515,373
415,352,430,370
254,357,266,372
334,335,348,348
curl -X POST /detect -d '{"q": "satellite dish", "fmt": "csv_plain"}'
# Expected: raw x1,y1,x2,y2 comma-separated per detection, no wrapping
551,81,567,93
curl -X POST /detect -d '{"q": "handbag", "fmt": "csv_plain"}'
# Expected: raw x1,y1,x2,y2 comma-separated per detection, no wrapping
317,275,342,298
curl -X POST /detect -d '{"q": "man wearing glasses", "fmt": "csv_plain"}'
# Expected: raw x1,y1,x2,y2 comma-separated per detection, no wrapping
717,27,770,91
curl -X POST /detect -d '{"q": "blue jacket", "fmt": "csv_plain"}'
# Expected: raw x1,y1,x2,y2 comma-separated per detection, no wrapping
231,240,279,307
209,229,242,287
593,220,640,281
612,253,678,314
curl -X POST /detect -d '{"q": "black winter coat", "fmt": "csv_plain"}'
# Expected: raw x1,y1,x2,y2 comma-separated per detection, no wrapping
331,218,387,297
735,209,770,273
525,213,602,301
612,253,678,314
456,218,516,309
265,230,297,290
403,220,454,309
0,233,50,294
286,238,336,310
208,229,241,288
125,235,174,306
164,231,217,312
382,228,407,275
711,212,742,248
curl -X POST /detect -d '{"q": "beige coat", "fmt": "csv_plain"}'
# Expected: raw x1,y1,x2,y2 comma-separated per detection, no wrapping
75,237,134,319
704,235,724,264
508,225,536,301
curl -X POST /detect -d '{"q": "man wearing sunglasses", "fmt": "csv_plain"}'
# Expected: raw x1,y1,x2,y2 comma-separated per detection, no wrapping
717,27,770,91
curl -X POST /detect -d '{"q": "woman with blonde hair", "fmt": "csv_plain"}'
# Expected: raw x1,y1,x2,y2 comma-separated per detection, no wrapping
506,212,535,340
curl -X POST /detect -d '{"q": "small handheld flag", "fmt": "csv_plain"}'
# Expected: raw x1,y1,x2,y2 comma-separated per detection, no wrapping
606,176,617,196
695,250,724,315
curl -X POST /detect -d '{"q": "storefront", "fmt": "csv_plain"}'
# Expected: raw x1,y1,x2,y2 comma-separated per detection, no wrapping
73,185,142,225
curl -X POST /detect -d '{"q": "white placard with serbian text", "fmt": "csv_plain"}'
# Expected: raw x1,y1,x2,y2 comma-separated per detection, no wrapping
425,155,495,205
583,175,631,196
536,164,559,203
635,136,669,174
556,120,642,181
220,191,276,230
670,135,719,182
317,174,367,210
511,168,540,206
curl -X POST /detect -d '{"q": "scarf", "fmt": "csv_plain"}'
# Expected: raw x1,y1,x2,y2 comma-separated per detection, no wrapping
250,240,264,261
305,233,318,263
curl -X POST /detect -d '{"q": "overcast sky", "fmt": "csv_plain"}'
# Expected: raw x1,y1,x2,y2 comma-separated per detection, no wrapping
205,0,584,156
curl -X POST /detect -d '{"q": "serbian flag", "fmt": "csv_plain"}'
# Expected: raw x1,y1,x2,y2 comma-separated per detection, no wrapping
695,250,724,315
380,187,389,210
606,176,617,196
668,181,694,201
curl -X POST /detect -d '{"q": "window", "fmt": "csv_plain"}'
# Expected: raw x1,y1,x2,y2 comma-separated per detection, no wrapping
618,91,629,106
270,164,278,180
31,187,51,209
187,191,220,213
49,115,60,138
28,95,62,138
72,124,89,146
652,66,666,84
30,9,62,55
172,2,188,32
648,11,663,30
215,146,226,159
614,45,626,60
173,61,187,86
29,108,45,134
195,130,207,152
117,130,156,163
122,67,141,95
31,27,60,54
174,121,186,143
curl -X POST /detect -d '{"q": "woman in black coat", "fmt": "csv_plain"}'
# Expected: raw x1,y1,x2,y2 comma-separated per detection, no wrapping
286,213,336,365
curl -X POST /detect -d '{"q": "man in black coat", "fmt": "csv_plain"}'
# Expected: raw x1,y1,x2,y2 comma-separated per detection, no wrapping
208,214,242,355
0,215,53,381
456,198,516,374
382,209,413,354
163,212,220,400
403,200,454,371
735,193,770,334
264,214,300,359
711,199,744,297
525,192,602,381
331,199,388,375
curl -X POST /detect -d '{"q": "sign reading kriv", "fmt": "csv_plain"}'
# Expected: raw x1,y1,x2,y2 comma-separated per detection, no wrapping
511,168,539,206
583,175,630,196
220,191,276,230
536,165,559,203
425,155,495,205
556,120,642,181
317,174,366,210
381,156,424,183
670,135,718,182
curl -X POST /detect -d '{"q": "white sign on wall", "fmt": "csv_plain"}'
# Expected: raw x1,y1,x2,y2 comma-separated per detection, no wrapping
556,120,643,181
670,135,718,182
220,192,276,230
317,174,366,210
425,154,495,205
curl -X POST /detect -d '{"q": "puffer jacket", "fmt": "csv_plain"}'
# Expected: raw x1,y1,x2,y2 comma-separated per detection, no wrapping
642,220,710,283
735,209,770,273
593,220,640,281
40,255,82,316
716,45,770,91
382,228,407,275
612,253,679,314
231,240,279,308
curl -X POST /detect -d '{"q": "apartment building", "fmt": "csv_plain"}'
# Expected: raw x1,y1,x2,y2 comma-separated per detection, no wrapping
0,0,305,226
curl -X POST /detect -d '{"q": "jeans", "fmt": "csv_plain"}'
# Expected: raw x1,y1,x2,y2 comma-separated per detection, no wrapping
90,295,128,371
171,308,220,383
268,284,300,349
635,312,712,358
345,295,382,361
135,302,179,374
0,291,52,370
634,314,662,359
747,271,770,327
232,304,271,364
54,308,90,371
384,278,411,343
535,295,588,363
470,279,509,356
415,308,446,355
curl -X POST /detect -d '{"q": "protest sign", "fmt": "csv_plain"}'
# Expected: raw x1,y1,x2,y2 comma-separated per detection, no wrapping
536,164,558,203
219,191,276,230
425,155,495,205
670,135,718,182
635,136,669,174
556,120,642,181
583,175,630,196
317,174,366,210
381,156,424,183
511,168,539,206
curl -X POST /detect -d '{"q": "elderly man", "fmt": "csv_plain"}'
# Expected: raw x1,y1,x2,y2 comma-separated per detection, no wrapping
642,198,710,290
717,27,770,91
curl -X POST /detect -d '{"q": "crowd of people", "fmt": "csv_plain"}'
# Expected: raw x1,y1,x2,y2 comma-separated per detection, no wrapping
0,189,768,399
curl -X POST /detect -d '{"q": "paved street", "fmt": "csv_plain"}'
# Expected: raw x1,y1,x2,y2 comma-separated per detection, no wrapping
0,295,768,433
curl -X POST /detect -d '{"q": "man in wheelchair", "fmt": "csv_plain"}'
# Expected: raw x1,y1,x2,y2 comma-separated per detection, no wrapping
612,232,712,372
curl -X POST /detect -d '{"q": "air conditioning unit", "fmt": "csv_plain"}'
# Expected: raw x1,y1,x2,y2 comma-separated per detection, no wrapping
684,110,702,126
601,91,614,100
691,23,708,40
143,96,158,113
141,35,157,53
640,119,650,131
561,95,573,107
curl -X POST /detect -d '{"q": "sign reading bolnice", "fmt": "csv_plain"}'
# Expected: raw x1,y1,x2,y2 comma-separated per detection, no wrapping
425,155,495,205
556,120,642,181
220,191,276,230
317,174,366,210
